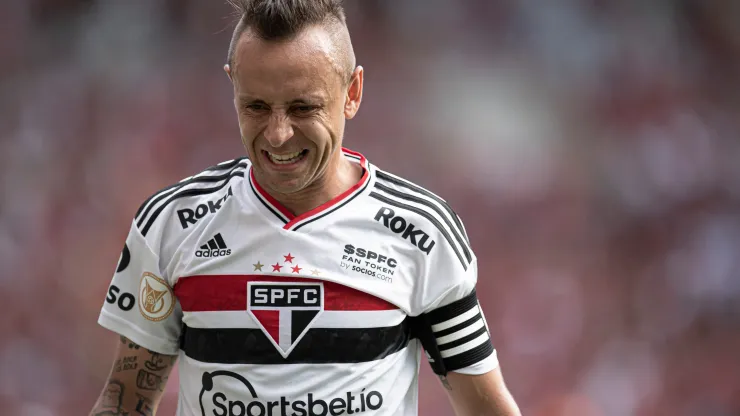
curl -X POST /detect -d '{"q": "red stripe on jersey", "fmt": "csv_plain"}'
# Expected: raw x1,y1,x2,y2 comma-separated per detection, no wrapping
174,274,397,312
341,147,365,160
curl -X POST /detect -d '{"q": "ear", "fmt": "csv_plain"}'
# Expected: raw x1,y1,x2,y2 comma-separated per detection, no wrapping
224,64,233,82
344,66,364,119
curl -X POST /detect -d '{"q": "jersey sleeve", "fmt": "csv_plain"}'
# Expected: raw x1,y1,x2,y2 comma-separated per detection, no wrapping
413,217,499,376
97,220,182,355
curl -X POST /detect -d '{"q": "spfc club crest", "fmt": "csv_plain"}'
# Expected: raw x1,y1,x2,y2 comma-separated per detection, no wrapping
247,282,324,358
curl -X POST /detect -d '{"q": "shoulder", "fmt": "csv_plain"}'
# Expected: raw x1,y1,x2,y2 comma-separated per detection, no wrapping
368,166,474,272
132,157,251,239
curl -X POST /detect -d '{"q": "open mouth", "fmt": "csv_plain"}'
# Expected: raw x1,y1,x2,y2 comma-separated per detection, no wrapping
263,149,309,165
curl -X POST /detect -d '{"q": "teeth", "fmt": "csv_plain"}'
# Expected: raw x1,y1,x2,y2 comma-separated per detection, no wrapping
268,150,304,164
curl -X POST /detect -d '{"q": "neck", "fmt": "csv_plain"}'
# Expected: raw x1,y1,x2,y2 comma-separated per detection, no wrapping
270,153,362,216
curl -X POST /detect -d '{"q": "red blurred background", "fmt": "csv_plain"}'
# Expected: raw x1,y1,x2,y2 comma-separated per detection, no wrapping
1,1,739,415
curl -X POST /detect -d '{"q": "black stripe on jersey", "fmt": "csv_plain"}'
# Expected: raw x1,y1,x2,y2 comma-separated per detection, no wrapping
457,216,471,247
374,182,472,264
180,320,411,364
375,171,470,245
135,159,249,226
134,158,247,220
369,191,468,271
140,170,245,236
291,170,372,231
248,178,289,224
205,158,248,171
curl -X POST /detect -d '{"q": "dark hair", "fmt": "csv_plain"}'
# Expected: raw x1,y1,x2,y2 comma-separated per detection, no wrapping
226,0,347,67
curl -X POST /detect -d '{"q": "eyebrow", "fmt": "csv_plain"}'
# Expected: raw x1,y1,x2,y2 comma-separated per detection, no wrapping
236,94,326,104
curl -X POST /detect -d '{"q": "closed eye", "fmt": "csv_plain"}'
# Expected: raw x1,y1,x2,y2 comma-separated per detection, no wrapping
291,105,320,116
245,103,269,112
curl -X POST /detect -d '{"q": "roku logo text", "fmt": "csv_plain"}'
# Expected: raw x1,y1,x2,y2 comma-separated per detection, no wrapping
374,207,436,255
177,187,233,229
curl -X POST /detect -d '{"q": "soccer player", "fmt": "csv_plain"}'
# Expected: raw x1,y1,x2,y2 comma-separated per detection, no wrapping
89,1,521,415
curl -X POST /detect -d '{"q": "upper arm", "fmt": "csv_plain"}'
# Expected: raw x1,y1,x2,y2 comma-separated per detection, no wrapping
406,207,519,414
90,336,177,416
92,217,183,414
413,237,499,378
445,367,521,416
98,219,182,354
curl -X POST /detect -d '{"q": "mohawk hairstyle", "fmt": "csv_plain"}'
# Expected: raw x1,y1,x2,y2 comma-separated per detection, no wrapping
226,0,348,68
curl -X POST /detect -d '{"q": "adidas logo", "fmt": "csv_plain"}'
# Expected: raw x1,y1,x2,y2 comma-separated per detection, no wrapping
195,233,232,258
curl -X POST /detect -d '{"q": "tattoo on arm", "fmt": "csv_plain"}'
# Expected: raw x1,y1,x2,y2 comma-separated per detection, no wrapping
135,394,154,416
95,339,176,415
120,336,140,350
93,380,129,415
113,356,138,373
136,369,165,391
144,350,168,372
140,349,174,391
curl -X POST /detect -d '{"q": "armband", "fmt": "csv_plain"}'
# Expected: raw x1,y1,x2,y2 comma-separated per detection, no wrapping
412,290,494,375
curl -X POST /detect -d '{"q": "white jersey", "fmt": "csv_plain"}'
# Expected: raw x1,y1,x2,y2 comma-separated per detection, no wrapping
99,149,498,416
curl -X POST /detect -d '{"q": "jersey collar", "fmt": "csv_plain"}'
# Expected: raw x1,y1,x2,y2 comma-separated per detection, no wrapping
247,148,372,231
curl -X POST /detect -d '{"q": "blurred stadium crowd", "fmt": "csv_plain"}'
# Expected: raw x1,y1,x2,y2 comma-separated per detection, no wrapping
1,0,739,415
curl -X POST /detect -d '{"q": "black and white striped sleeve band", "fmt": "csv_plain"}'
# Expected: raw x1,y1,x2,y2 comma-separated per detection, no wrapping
412,290,495,375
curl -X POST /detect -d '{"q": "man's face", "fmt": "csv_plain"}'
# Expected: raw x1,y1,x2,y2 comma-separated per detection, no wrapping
227,25,362,195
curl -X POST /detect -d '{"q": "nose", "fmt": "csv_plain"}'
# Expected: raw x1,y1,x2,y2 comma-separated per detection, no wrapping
263,112,294,147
